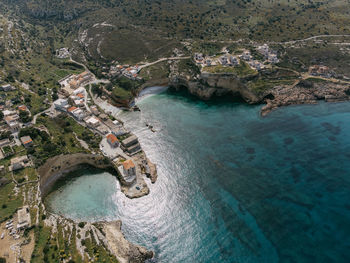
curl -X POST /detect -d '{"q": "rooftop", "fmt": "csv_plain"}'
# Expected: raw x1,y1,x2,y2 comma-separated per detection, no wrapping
68,106,78,112
123,159,135,170
107,133,119,144
20,136,32,145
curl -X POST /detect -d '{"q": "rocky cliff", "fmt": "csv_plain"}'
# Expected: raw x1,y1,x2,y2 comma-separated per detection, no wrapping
38,153,114,197
169,73,350,116
169,73,262,104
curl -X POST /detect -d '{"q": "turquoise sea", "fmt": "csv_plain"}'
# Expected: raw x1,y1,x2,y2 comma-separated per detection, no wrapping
47,90,350,262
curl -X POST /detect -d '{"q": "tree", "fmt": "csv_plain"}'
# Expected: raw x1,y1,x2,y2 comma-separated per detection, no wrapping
0,111,3,121
19,111,33,123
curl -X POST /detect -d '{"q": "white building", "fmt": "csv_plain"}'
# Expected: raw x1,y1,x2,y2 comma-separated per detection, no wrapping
228,56,239,66
220,55,228,65
118,159,136,184
68,106,85,120
85,116,100,128
54,98,69,111
17,206,31,230
241,51,252,61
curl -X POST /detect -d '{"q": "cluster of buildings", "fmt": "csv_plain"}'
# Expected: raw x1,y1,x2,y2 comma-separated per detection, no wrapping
58,71,94,96
194,52,240,68
239,50,266,71
194,44,280,73
108,63,142,81
1,104,32,136
309,65,335,78
256,44,280,64
54,90,126,136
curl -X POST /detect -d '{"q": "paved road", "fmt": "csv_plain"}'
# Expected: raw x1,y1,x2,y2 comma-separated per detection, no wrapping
273,34,350,45
138,56,190,70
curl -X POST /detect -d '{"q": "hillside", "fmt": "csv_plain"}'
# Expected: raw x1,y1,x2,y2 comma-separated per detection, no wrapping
0,0,350,64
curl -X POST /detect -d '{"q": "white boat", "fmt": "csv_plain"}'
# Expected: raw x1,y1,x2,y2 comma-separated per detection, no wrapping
1,233,4,239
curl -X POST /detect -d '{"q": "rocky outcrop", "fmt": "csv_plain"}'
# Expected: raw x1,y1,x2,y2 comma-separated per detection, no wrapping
169,73,261,104
103,220,154,263
261,80,350,116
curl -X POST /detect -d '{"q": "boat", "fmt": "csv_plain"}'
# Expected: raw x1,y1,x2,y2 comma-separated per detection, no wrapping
1,233,4,239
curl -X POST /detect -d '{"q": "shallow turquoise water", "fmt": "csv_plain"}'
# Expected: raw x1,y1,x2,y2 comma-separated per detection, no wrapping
47,90,350,262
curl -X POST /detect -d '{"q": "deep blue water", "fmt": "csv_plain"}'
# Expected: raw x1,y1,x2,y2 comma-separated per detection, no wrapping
47,90,350,263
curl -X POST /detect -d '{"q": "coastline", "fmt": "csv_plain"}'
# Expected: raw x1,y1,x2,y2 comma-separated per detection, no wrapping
43,212,153,263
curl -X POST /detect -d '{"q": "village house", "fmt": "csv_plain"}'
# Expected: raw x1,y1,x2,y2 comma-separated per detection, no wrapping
4,114,20,132
84,116,100,128
20,136,33,148
120,159,136,184
2,109,16,117
228,56,239,66
99,113,109,121
96,125,109,135
249,60,264,71
54,98,69,111
0,138,10,148
73,98,84,107
106,133,119,148
194,53,204,64
68,106,85,120
220,55,228,65
17,206,31,230
123,159,136,176
90,105,100,115
9,155,30,171
309,65,333,78
241,50,252,61
121,135,141,155
205,59,212,66
17,105,29,113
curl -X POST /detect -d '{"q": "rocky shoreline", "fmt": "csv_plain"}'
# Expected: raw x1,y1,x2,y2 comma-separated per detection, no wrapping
261,80,350,116
168,74,350,116
44,213,153,263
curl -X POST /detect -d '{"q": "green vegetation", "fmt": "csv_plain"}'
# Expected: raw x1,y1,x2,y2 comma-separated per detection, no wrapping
0,181,23,221
1,145,14,156
280,43,350,76
192,42,224,56
247,78,296,93
139,61,170,81
20,114,100,166
109,76,140,102
178,59,200,77
203,61,257,78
